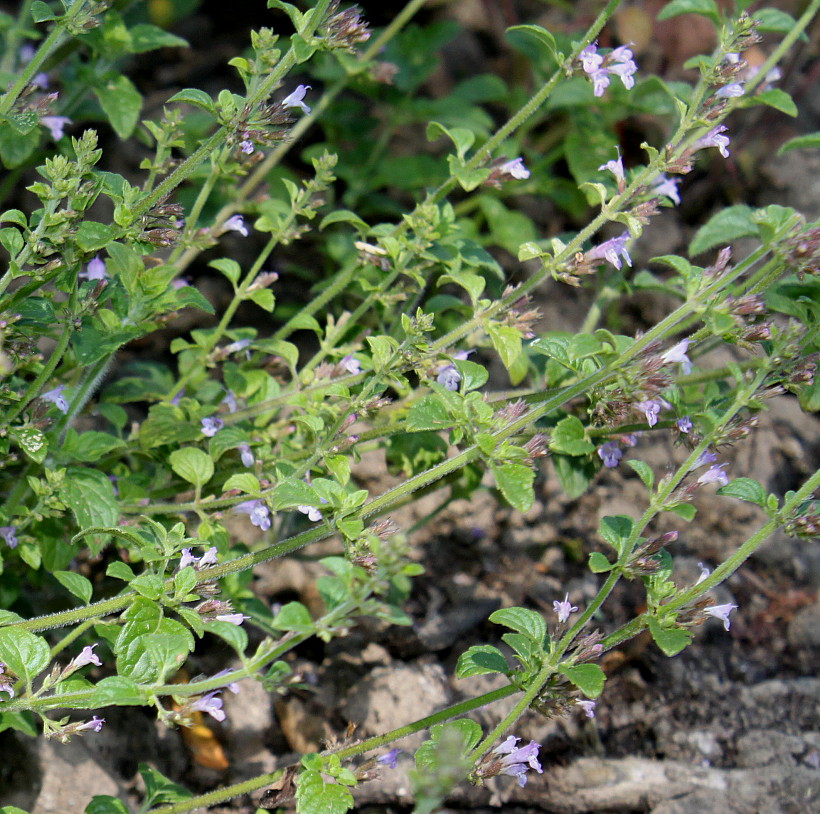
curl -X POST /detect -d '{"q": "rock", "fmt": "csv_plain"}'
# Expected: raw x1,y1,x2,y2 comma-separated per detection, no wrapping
788,600,820,650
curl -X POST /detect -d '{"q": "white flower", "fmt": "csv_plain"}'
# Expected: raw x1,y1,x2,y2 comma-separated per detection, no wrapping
282,84,311,114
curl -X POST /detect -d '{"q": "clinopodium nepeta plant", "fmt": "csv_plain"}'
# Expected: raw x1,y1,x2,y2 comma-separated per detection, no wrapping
0,0,817,812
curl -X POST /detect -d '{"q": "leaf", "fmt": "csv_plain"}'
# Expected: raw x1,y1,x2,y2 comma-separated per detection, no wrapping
557,663,606,699
656,0,720,24
294,770,354,814
505,24,557,63
549,415,595,456
0,629,51,682
716,477,767,508
59,468,119,553
455,644,509,678
91,676,148,706
223,473,260,494
11,427,48,464
777,132,820,155
166,88,216,114
271,601,314,633
489,606,547,646
53,571,93,604
406,396,452,431
85,796,131,814
598,515,634,555
668,503,697,521
627,459,654,489
648,618,692,656
93,74,142,139
139,763,193,808
588,552,613,573
744,89,797,118
426,121,475,160
204,620,248,654
487,323,523,371
168,448,214,488
75,221,113,252
128,24,188,52
491,463,535,512
551,453,596,499
689,205,757,256
60,429,125,463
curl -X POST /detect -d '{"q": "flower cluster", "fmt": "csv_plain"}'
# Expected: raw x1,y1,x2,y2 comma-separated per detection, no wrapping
490,736,543,787
578,43,637,97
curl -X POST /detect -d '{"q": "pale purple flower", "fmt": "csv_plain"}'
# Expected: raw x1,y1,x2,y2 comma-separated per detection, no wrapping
339,354,361,374
693,125,730,159
577,700,596,718
215,613,247,626
499,157,530,179
493,736,543,788
223,214,249,236
198,547,218,567
212,669,241,694
190,691,225,722
282,84,311,114
224,340,251,357
661,338,692,374
79,256,107,281
608,45,638,90
32,72,49,89
585,232,632,270
222,391,238,412
590,67,611,97
19,43,35,63
598,148,625,188
297,504,322,522
704,602,737,631
622,433,639,447
579,44,603,74
651,173,681,205
676,416,693,434
553,593,578,624
179,548,197,569
716,83,744,99
635,399,662,428
452,349,474,361
696,562,711,585
239,139,254,154
694,450,717,468
201,416,224,437
41,115,71,140
698,463,729,486
41,385,69,413
0,526,17,548
579,43,637,96
68,645,101,670
437,365,461,391
377,748,401,769
597,442,622,468
234,499,271,531
0,663,15,698
77,716,105,732
238,443,255,467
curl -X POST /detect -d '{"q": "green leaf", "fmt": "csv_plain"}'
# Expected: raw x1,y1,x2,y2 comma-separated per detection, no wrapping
668,503,697,521
489,606,547,646
626,459,654,489
754,8,798,34
295,770,354,814
209,257,241,287
557,663,606,699
598,515,634,555
588,552,613,573
166,88,215,114
11,427,48,463
656,0,720,24
0,629,51,682
744,89,797,117
549,415,595,456
487,323,522,371
53,571,93,604
777,132,820,155
31,1,58,22
106,561,135,582
168,448,214,488
426,121,475,159
491,463,535,512
406,396,452,431
75,221,113,252
504,24,557,63
91,675,147,706
139,763,193,808
223,473,260,494
93,73,142,139
128,24,188,52
455,644,509,678
716,477,767,507
60,429,125,463
689,205,756,256
648,617,692,656
204,620,248,654
59,468,119,553
271,601,314,633
552,453,596,499
86,795,131,814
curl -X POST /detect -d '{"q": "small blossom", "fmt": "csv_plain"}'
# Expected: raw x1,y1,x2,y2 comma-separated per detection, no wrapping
212,669,241,694
622,433,639,447
179,548,197,569
704,602,737,631
693,125,730,159
198,547,218,567
0,663,15,699
696,562,711,585
676,417,693,434
77,716,105,733
437,364,461,391
297,504,322,522
598,148,625,188
0,526,17,548
452,349,474,361
223,214,249,236
694,450,717,468
579,44,603,74
339,354,361,374
651,173,681,206
41,115,71,140
698,463,729,486
189,691,225,722
79,256,107,281
577,699,596,718
239,139,254,154
201,416,224,437
635,399,662,428
238,443,255,467
282,84,311,114
715,83,744,99
377,748,401,769
553,593,578,624
68,645,102,671
41,385,69,413
222,391,238,412
499,157,530,179
180,547,217,570
32,72,49,89
234,499,271,531
661,338,692,374
493,736,543,788
579,43,637,96
215,613,247,626
597,442,622,468
585,232,632,270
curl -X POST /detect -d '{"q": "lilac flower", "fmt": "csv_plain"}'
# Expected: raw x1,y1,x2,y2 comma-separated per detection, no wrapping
579,44,603,74
79,256,107,281
238,443,255,467
622,433,639,447
578,43,637,97
585,232,632,270
339,354,361,374
661,338,692,374
223,214,249,236
198,547,218,567
32,72,49,89
693,125,730,159
68,645,101,670
676,417,693,434
179,547,217,570
597,442,622,468
696,562,711,585
608,45,638,90
179,548,197,569
0,663,15,699
553,593,578,624
694,450,717,468
716,83,744,99
76,716,105,732
297,504,322,522
282,84,311,114
224,340,251,357
598,148,625,188
0,526,17,548
635,399,662,428
41,385,69,413
492,736,543,788
190,691,226,722
41,115,71,140
222,391,238,412
234,499,271,531
212,669,241,694
651,174,681,205
698,463,729,486
377,748,401,769
499,157,530,179
577,700,596,718
239,139,254,154
215,613,247,626
704,602,737,631
452,349,474,361
437,364,461,391
201,416,224,437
